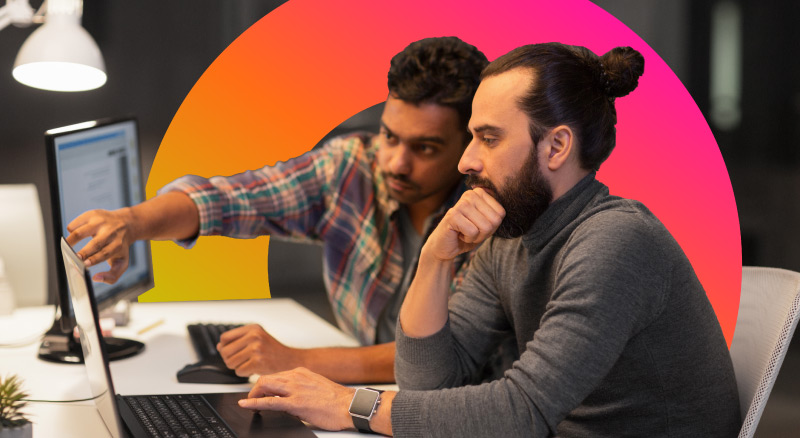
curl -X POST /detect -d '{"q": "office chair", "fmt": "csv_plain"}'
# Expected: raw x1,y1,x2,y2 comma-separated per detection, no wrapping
729,266,800,438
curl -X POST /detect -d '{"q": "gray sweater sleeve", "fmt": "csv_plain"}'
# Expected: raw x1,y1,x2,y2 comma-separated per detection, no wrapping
395,241,511,390
392,211,668,438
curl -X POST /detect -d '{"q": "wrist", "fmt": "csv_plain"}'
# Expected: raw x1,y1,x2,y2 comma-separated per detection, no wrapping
120,206,139,241
419,243,457,266
342,387,357,430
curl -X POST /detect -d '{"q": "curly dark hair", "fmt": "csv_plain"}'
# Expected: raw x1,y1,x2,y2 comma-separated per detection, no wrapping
388,37,488,133
482,43,645,171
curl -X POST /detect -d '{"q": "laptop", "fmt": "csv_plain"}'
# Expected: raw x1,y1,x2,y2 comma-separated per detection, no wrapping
60,237,316,438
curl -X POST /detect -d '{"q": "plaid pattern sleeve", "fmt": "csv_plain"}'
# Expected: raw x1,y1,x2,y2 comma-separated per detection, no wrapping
159,134,401,342
158,135,371,245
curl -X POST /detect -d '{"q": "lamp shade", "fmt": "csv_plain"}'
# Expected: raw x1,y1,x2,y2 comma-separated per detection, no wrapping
12,14,106,92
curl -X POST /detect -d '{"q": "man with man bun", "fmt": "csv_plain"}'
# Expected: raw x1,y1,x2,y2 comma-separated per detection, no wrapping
237,42,741,437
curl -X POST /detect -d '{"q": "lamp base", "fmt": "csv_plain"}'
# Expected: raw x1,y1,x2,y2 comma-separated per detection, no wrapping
37,320,143,364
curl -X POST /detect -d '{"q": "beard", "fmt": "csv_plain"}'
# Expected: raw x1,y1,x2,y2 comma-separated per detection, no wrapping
465,148,553,239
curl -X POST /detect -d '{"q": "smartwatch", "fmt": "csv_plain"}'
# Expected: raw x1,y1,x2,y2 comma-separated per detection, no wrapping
348,387,384,433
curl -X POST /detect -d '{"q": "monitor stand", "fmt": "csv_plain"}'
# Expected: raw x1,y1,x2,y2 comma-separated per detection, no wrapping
37,314,144,364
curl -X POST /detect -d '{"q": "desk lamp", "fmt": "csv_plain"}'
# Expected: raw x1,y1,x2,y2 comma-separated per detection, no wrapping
0,0,106,91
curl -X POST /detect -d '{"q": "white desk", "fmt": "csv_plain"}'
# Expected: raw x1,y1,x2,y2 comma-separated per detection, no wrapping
0,299,396,437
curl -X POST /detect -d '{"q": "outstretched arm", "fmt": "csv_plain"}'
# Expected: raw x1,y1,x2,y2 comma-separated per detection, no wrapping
64,135,369,284
65,191,199,283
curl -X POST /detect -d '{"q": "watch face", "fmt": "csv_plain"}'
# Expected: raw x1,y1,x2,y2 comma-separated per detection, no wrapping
349,389,380,418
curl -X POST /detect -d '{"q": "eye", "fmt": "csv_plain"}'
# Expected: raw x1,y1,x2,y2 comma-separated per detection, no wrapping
482,136,497,146
415,143,438,156
381,129,399,145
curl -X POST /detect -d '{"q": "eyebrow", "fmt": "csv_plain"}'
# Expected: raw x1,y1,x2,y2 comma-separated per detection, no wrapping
470,124,504,135
380,121,446,145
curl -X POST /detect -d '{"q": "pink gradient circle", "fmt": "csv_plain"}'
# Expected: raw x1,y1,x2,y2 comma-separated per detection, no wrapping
151,0,740,343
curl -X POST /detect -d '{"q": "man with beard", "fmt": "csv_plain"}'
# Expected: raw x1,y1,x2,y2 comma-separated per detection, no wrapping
237,42,741,437
65,37,489,384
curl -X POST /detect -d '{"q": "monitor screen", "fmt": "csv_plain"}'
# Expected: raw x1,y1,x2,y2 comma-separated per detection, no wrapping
46,118,153,309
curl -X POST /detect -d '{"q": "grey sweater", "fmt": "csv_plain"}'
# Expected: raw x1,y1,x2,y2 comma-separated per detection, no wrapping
392,175,741,437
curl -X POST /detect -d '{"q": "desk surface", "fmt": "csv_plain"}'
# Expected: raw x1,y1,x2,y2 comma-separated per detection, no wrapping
0,299,395,438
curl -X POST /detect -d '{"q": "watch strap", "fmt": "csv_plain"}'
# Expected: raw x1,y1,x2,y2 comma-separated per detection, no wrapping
351,388,384,433
353,415,372,433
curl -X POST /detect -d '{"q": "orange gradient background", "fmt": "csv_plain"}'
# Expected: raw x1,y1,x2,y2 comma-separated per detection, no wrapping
140,0,741,345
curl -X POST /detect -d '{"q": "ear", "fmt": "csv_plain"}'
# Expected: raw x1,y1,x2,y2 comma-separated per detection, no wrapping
542,125,575,171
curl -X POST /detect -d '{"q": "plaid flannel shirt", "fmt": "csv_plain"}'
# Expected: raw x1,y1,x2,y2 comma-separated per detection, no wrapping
159,133,471,345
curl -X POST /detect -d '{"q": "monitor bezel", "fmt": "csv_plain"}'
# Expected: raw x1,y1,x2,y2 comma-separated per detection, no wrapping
44,116,154,330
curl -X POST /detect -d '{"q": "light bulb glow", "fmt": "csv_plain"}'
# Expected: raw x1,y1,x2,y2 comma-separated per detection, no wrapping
13,61,106,91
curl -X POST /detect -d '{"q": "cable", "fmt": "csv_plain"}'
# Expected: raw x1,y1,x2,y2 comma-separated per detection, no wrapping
23,391,105,404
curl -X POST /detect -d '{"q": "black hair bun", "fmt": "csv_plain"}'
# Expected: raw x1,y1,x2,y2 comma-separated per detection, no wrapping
600,47,644,98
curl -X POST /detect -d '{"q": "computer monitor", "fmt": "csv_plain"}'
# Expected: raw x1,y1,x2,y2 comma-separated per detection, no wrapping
39,117,153,364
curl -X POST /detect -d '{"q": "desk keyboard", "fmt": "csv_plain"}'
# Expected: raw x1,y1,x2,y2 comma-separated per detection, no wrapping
176,323,249,384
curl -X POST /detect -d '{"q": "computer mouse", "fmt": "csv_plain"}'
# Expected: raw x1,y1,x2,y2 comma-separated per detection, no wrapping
176,361,250,384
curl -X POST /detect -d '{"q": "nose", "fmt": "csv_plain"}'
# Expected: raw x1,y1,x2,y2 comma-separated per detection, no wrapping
388,144,412,175
458,137,482,175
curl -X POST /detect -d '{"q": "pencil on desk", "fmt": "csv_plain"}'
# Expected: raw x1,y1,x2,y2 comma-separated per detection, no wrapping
138,319,165,335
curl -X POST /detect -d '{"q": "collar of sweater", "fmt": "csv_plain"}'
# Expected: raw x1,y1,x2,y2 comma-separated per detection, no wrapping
521,172,606,251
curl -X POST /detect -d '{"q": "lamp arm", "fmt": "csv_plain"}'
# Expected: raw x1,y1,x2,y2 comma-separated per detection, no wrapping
0,0,34,31
31,0,45,23
0,6,11,31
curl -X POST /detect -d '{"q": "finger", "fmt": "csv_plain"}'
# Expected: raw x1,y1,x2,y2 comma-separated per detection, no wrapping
471,188,506,218
450,199,501,242
238,396,287,411
223,347,255,374
465,189,505,223
66,211,97,233
218,339,252,369
248,375,291,399
83,241,120,268
96,258,129,284
66,222,101,248
231,358,256,377
76,229,116,265
456,202,498,238
218,324,255,345
448,212,481,242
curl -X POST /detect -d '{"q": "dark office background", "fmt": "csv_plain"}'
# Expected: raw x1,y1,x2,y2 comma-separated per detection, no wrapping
1,1,798,435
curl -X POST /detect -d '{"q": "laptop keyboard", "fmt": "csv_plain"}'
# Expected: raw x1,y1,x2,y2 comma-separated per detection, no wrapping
126,394,236,438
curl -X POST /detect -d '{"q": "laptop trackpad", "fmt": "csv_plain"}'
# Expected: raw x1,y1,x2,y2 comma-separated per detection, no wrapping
202,392,316,438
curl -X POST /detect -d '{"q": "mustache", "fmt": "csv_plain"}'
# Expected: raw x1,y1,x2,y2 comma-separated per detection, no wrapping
382,172,419,189
465,175,498,193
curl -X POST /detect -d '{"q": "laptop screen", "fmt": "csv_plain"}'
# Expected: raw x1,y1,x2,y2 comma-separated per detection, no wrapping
61,237,126,438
